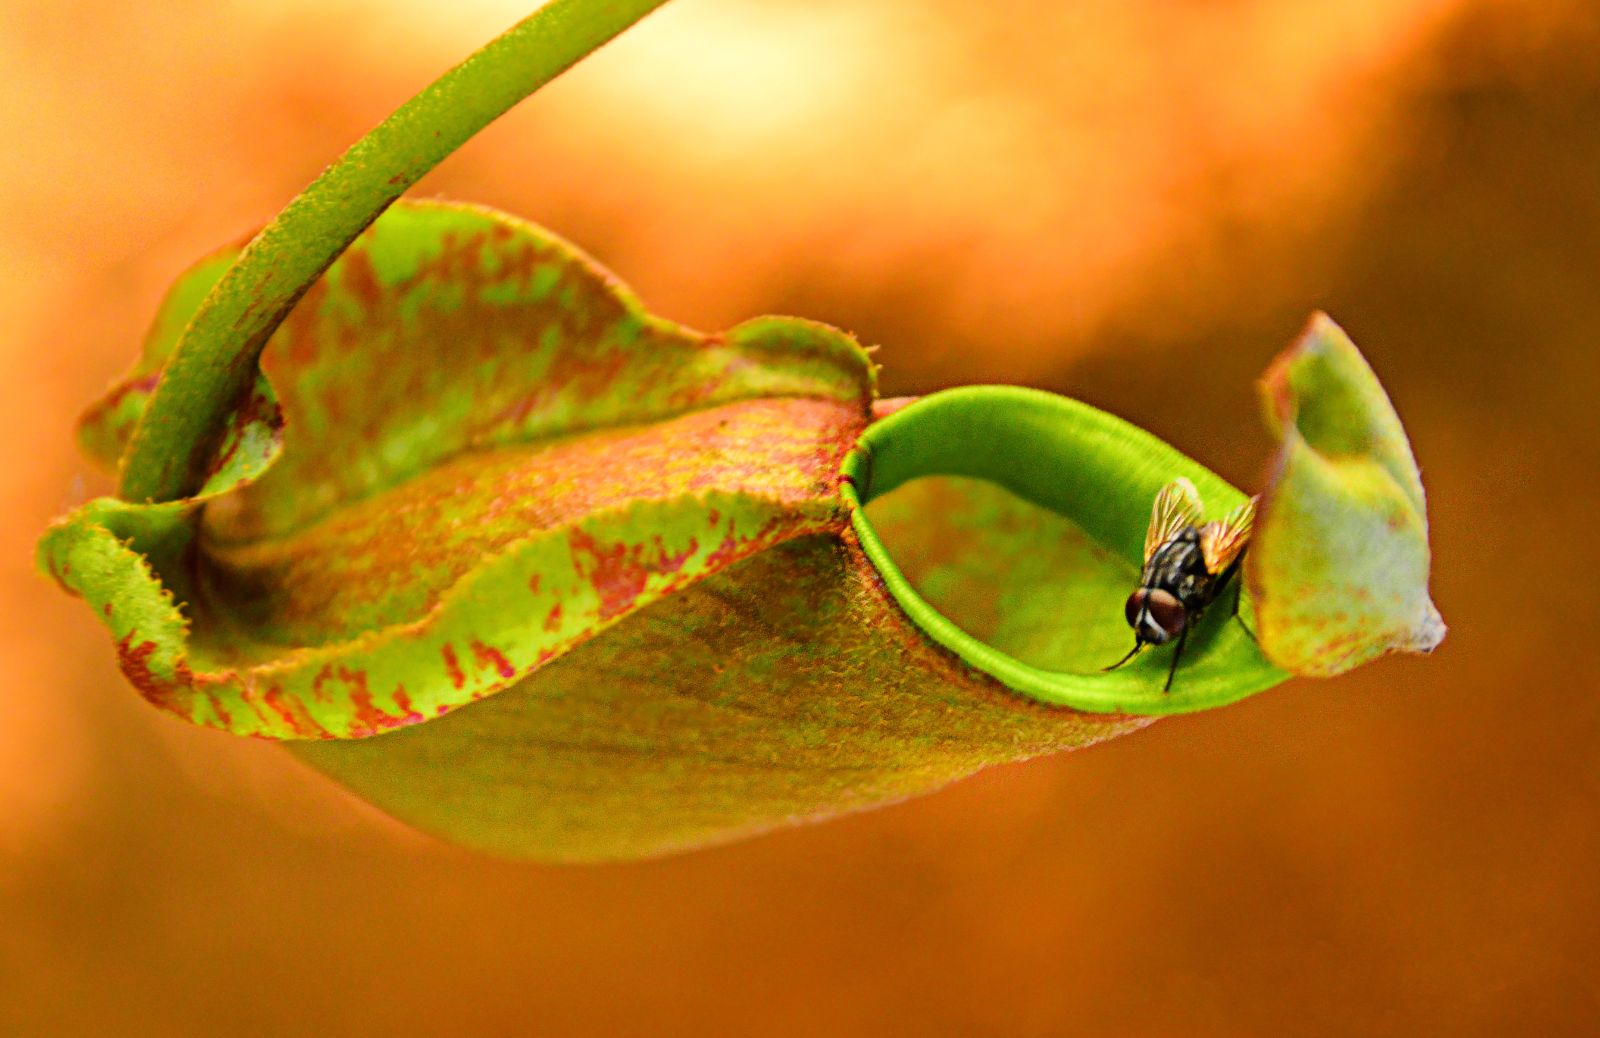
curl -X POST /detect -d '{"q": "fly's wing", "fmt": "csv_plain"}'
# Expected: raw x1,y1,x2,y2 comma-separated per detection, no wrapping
1145,477,1204,561
1199,496,1257,575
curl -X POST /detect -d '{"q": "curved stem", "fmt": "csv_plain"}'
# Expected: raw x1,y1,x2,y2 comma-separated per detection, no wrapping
118,0,672,503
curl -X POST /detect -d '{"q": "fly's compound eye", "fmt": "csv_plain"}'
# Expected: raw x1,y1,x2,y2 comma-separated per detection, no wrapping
1124,590,1147,628
1143,589,1187,643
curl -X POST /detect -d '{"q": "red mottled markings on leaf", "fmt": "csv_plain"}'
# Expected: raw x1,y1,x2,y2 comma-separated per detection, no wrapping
203,380,281,485
337,666,422,736
704,529,743,572
283,277,329,368
391,687,425,726
262,685,332,738
417,229,497,291
567,528,700,621
470,640,516,678
115,633,180,712
319,385,344,425
202,689,234,729
569,529,646,620
346,685,394,735
241,212,669,540
201,398,865,647
340,249,383,309
115,636,154,682
79,206,878,739
311,663,335,704
105,371,161,408
441,643,466,690
654,536,696,575
236,687,275,729
705,513,786,572
81,372,161,444
102,629,235,728
478,344,632,437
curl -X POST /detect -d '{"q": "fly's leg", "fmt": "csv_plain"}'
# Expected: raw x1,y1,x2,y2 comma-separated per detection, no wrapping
1163,625,1189,693
1230,577,1258,643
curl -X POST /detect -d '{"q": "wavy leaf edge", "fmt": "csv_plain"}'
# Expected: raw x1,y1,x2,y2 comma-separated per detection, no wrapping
41,200,876,740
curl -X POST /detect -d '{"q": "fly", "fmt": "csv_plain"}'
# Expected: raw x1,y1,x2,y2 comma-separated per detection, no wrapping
1104,477,1257,692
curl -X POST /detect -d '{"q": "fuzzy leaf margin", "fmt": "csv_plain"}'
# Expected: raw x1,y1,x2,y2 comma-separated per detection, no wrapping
41,201,875,739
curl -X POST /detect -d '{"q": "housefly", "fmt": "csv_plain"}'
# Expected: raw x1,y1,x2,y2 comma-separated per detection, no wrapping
1104,477,1257,692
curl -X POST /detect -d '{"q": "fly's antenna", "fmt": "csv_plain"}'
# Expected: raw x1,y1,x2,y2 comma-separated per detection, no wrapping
1103,643,1143,672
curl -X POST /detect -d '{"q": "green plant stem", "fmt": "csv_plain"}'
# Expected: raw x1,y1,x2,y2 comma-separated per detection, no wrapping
118,0,672,503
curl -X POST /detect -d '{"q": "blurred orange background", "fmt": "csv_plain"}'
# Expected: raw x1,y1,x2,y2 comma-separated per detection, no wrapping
4,0,1598,1033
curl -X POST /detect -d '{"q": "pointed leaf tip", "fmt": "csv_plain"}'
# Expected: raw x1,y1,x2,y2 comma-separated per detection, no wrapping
1249,313,1445,677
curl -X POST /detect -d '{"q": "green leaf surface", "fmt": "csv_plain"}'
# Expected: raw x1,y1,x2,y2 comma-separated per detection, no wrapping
844,387,1288,715
292,534,1150,862
117,0,672,504
1248,314,1446,675
43,202,875,739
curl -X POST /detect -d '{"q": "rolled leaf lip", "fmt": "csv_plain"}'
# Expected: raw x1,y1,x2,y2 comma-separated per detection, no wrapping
841,384,1288,716
41,201,879,741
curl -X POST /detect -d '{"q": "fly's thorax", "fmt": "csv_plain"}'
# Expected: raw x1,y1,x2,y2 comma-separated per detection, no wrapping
1140,527,1213,609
